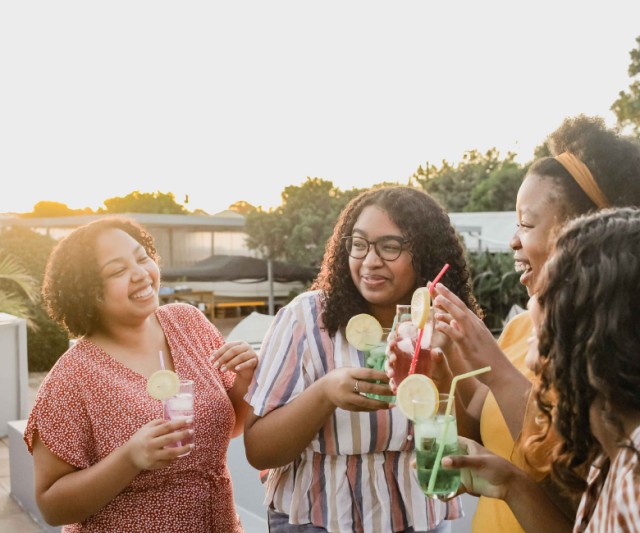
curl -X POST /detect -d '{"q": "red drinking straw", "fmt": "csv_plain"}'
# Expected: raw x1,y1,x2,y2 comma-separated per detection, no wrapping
408,263,450,375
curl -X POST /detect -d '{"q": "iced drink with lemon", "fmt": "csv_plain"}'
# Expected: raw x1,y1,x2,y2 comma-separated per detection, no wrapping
391,297,434,386
414,394,461,500
147,370,194,456
346,314,394,403
362,328,395,402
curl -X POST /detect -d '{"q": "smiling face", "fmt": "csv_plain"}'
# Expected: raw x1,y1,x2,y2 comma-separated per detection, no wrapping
510,174,567,296
348,205,417,321
94,228,160,326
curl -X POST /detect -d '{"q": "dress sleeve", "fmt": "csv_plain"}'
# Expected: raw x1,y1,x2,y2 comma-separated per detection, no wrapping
24,364,96,469
245,299,312,417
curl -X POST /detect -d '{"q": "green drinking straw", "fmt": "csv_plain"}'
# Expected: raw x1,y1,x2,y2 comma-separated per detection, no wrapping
426,365,492,494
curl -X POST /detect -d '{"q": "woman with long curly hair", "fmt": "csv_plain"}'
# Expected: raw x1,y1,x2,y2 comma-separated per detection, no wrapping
441,207,640,532
428,114,640,532
536,207,640,531
244,185,480,533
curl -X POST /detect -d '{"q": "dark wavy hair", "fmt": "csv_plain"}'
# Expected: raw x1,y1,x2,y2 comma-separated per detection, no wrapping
527,115,640,219
311,186,481,335
536,207,640,492
42,217,158,338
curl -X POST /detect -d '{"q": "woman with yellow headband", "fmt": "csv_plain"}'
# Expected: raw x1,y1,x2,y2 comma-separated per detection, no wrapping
427,114,640,532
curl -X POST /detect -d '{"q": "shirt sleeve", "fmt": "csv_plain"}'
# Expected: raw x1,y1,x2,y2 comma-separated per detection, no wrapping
245,298,313,417
24,364,96,469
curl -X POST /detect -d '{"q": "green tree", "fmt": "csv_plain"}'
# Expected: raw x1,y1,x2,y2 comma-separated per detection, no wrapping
466,157,525,211
101,191,189,214
612,35,640,138
0,254,39,323
228,200,257,215
411,148,522,212
245,178,364,267
22,201,94,218
0,227,69,370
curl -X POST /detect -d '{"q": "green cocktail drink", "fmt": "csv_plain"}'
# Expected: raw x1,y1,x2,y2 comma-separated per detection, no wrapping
414,394,461,499
363,328,395,402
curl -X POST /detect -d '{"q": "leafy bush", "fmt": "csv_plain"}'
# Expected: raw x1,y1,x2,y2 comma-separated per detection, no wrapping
467,251,529,334
0,227,69,371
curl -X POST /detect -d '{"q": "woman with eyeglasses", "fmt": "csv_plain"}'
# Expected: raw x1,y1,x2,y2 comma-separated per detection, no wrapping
243,186,481,533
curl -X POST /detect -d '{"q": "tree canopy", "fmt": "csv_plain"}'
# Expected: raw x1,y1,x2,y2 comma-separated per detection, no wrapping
410,148,524,212
101,190,189,214
612,35,640,138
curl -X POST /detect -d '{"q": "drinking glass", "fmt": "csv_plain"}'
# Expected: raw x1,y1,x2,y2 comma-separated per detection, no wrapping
413,394,461,500
389,304,434,387
363,328,395,402
164,379,195,456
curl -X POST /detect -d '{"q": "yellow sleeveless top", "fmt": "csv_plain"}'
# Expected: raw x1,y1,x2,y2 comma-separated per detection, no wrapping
473,310,534,533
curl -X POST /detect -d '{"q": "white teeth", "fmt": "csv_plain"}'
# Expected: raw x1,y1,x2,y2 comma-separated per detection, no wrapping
131,285,153,299
514,262,531,273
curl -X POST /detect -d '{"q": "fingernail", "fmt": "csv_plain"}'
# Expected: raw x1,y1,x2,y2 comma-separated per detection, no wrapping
220,365,227,372
441,457,453,466
188,429,194,435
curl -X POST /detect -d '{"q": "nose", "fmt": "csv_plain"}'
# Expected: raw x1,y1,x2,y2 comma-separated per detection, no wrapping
509,229,521,251
361,244,384,265
131,263,149,281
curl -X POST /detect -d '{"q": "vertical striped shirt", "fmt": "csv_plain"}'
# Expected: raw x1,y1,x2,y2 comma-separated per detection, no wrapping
245,291,462,533
574,425,640,532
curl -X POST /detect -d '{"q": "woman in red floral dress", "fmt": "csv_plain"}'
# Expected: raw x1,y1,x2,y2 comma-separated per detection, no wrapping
24,216,257,532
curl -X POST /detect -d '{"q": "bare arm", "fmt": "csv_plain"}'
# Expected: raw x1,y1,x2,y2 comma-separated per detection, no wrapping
244,367,392,470
32,419,192,526
432,283,531,440
211,340,259,437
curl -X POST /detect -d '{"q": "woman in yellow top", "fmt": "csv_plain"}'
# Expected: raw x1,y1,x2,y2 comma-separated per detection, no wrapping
430,115,640,532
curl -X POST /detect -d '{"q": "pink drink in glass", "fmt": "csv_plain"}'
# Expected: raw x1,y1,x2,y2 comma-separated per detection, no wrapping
164,379,194,455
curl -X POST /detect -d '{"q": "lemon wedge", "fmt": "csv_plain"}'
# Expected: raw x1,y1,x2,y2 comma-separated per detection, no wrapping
345,313,384,351
147,369,180,400
395,373,439,420
411,287,431,328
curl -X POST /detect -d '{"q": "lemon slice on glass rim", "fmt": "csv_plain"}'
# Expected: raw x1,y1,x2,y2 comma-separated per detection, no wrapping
147,369,180,400
410,287,431,328
345,313,384,351
395,373,439,420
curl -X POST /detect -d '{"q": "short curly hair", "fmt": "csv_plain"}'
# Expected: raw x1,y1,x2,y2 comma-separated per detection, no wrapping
527,115,640,219
42,216,158,338
311,185,481,335
536,207,640,492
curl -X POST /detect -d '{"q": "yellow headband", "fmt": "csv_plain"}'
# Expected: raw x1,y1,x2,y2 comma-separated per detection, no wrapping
554,151,610,209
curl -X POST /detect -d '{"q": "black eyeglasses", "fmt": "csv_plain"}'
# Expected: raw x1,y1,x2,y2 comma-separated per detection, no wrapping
342,235,408,261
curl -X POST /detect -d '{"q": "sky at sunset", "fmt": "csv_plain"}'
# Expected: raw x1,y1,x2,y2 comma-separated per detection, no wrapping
2,1,640,215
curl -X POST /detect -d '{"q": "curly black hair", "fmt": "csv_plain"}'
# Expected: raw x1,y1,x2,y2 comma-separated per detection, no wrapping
42,217,158,338
527,115,640,219
311,186,481,336
536,207,640,492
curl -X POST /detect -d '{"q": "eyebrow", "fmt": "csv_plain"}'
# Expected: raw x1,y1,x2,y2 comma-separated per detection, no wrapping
351,229,405,240
99,244,145,272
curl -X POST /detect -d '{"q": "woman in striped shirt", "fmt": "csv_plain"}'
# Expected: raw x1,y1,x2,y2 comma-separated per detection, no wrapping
244,185,481,533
